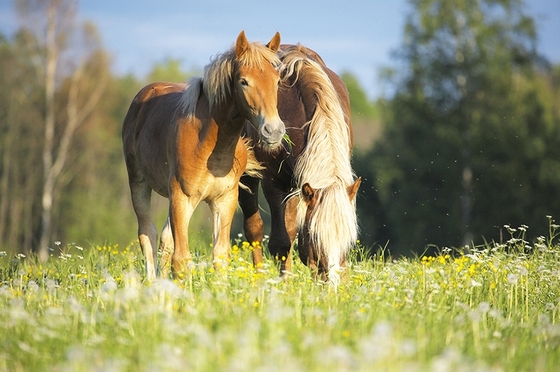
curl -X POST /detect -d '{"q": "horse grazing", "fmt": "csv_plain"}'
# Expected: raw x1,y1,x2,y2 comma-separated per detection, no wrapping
239,44,361,285
122,31,285,280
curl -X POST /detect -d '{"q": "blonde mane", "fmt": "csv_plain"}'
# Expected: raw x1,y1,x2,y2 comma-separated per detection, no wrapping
281,47,357,284
181,41,280,115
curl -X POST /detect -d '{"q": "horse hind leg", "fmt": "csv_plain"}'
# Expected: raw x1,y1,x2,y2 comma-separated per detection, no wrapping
158,214,174,278
263,184,297,277
129,181,158,280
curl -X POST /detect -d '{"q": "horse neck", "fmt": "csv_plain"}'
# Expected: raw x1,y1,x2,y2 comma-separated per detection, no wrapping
204,96,246,161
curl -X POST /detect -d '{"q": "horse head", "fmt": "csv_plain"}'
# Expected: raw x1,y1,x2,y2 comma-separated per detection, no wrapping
233,31,285,150
298,177,362,282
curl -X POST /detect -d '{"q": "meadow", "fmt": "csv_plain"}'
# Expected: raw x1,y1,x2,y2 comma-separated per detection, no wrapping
1,224,560,371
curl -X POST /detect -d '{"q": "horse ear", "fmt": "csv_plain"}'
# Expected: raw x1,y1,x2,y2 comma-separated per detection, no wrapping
266,31,281,53
236,30,249,57
301,183,315,205
347,177,361,201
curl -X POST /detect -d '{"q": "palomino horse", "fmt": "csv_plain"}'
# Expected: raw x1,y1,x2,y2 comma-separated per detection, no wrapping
123,31,285,280
239,44,361,285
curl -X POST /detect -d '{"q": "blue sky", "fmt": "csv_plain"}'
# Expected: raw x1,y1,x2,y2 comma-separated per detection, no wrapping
1,0,558,98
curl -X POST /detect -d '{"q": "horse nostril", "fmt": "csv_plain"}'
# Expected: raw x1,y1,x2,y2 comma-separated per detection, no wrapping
261,124,273,137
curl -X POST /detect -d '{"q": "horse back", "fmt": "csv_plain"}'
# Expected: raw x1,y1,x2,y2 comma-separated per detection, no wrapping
280,44,352,148
122,82,188,197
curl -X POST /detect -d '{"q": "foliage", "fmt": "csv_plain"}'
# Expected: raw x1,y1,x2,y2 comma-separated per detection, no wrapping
357,0,560,254
1,224,560,371
0,30,44,252
341,71,382,152
341,71,378,122
147,57,195,83
0,3,204,255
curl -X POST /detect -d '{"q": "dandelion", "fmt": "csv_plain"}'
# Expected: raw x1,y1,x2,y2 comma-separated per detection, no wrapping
27,280,39,292
400,339,417,356
507,273,518,284
478,302,490,313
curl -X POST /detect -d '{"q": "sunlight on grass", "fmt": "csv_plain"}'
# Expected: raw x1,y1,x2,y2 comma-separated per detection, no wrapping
1,223,560,371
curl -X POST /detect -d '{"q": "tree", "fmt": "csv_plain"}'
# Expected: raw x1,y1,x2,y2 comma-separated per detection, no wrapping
147,57,194,83
359,0,560,254
0,32,44,253
15,0,108,259
341,71,382,152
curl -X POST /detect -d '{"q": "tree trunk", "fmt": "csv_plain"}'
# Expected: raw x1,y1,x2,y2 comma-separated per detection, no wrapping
37,2,58,261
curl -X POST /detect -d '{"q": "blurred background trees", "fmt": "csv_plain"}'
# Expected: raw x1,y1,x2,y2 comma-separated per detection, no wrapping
0,0,558,257
357,0,560,255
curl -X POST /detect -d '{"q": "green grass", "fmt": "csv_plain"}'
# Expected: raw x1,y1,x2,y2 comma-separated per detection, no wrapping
1,226,560,371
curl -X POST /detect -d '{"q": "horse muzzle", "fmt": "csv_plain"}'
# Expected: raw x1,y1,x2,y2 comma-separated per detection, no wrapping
259,121,285,149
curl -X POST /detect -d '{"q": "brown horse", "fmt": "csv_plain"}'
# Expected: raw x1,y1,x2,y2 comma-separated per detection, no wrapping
239,44,361,285
122,31,285,280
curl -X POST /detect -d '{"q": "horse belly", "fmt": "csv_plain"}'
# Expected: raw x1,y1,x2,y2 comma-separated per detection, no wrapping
136,143,171,198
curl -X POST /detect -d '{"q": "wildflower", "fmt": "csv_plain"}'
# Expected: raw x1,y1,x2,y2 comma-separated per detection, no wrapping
507,273,518,284
45,279,57,293
478,302,490,313
27,280,39,292
470,279,482,287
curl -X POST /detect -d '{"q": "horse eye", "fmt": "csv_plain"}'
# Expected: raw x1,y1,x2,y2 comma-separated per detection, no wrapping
240,78,249,87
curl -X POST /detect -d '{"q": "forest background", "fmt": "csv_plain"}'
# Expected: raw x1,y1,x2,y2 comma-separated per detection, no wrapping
0,0,559,259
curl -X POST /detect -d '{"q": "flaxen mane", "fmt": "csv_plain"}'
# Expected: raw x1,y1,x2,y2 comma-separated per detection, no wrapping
281,46,357,284
180,43,281,115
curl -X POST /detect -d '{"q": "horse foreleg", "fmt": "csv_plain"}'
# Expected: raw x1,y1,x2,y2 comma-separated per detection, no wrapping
158,214,174,278
169,184,195,279
210,190,238,270
129,181,158,281
263,179,295,277
281,195,299,274
238,175,264,269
